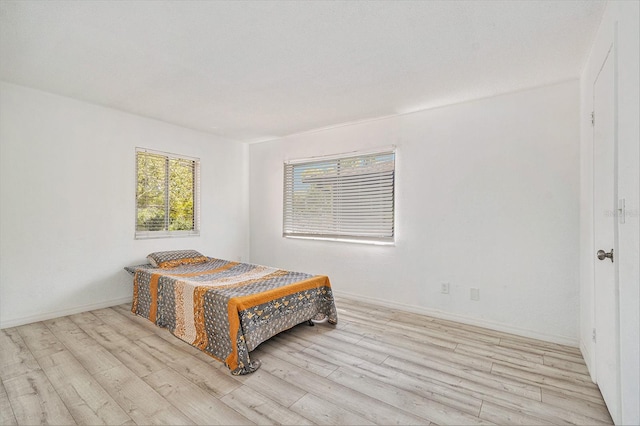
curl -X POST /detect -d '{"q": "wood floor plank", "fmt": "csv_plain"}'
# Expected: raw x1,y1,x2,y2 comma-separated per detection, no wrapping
355,339,542,401
388,311,503,346
135,335,241,397
541,388,613,423
289,393,375,425
3,368,76,425
289,321,363,346
69,311,131,345
15,322,66,360
234,367,308,408
338,299,528,351
543,354,591,375
425,315,562,349
340,354,484,416
111,304,161,332
386,313,502,346
327,367,494,425
539,349,589,365
0,328,40,381
143,367,253,425
382,353,542,404
333,298,395,320
455,342,544,366
351,327,494,373
92,307,155,341
301,340,382,373
479,401,554,425
0,378,17,425
490,362,603,401
258,338,339,377
384,356,607,425
257,352,430,425
93,364,194,425
494,357,596,388
338,308,460,351
456,342,595,389
44,316,123,375
220,385,314,425
293,332,390,367
37,350,132,425
498,336,582,358
296,343,485,417
318,330,543,407
376,302,581,357
100,336,167,379
74,316,168,379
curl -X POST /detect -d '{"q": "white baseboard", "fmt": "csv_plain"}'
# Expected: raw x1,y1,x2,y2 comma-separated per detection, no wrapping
333,290,579,347
0,296,133,329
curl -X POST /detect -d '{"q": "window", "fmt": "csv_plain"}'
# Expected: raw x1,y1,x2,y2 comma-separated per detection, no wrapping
135,148,200,239
283,148,395,244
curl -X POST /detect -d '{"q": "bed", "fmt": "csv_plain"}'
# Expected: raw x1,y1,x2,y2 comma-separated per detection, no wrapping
124,250,338,375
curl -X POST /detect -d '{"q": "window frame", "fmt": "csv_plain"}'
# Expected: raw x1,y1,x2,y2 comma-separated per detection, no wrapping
135,147,200,239
283,147,396,245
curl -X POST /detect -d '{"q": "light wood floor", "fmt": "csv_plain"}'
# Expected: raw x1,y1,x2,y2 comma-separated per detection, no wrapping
0,296,612,425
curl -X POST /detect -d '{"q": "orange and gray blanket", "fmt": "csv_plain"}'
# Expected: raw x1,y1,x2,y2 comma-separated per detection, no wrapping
126,259,337,375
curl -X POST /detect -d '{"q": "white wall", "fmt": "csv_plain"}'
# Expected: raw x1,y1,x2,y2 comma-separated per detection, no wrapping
0,82,249,328
579,1,639,424
250,81,580,345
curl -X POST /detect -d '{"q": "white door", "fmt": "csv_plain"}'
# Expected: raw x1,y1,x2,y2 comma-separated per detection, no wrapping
593,45,620,423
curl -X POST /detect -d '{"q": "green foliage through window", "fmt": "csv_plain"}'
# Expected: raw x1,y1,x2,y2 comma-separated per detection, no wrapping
136,149,199,237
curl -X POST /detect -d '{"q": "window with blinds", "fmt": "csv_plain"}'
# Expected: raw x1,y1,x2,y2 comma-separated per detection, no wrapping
283,148,395,244
135,148,200,239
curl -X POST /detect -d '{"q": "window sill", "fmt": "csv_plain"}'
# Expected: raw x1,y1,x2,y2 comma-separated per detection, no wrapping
283,235,395,246
135,231,200,240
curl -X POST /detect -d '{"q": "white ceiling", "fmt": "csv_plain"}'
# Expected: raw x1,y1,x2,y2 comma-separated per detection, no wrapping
1,0,605,143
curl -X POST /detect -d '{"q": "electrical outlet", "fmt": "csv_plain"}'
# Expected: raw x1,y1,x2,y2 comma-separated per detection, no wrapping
440,282,450,294
470,288,480,301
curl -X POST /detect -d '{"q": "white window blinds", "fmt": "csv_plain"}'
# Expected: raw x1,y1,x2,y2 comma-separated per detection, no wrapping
135,148,200,239
283,148,395,244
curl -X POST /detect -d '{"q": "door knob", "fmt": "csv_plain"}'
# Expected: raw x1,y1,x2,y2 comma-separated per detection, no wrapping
597,249,614,262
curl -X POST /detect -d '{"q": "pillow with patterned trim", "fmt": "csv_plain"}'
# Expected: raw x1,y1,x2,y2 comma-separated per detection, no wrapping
147,250,209,268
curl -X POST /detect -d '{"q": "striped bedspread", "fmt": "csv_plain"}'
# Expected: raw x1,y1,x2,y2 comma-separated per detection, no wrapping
126,259,337,375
